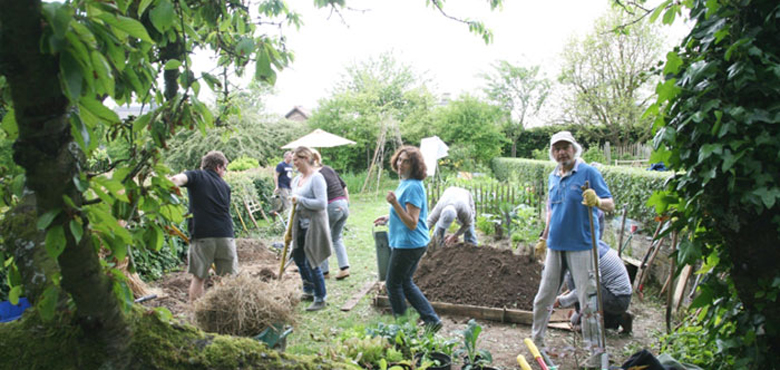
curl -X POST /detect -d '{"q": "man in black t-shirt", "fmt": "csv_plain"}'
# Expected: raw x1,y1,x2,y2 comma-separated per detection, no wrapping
171,151,237,302
273,151,293,215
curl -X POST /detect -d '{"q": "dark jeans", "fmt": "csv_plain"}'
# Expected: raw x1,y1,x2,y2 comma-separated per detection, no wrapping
385,246,440,325
293,228,326,301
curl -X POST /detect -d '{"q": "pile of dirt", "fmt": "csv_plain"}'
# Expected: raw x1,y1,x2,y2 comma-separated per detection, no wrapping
414,243,542,310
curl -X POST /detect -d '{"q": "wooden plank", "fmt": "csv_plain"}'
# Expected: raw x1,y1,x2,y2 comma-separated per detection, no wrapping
341,281,378,312
373,295,571,325
673,265,693,312
621,255,641,268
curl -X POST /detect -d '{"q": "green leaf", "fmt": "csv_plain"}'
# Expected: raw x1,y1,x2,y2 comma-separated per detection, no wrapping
42,2,73,39
255,47,276,84
1,108,18,140
656,78,680,103
9,286,22,305
662,7,677,24
92,176,130,203
79,97,120,124
45,225,67,259
164,59,182,70
150,0,175,33
112,279,134,313
69,220,84,244
663,51,683,75
37,209,62,230
101,14,154,43
649,1,671,23
60,50,83,99
753,187,780,209
138,0,154,16
37,285,59,321
91,51,114,97
154,307,174,322
70,114,92,152
73,175,89,192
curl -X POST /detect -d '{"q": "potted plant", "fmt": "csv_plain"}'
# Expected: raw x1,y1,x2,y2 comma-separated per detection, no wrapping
453,319,496,370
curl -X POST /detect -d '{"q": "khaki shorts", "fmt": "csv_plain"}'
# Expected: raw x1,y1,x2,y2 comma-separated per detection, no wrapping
187,237,239,279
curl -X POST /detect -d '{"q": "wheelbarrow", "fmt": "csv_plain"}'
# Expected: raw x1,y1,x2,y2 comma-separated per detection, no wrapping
254,322,293,352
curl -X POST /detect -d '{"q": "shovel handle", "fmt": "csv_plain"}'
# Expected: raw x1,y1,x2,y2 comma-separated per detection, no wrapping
278,200,297,279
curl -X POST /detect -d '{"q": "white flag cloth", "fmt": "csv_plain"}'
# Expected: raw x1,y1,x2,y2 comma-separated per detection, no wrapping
419,136,449,176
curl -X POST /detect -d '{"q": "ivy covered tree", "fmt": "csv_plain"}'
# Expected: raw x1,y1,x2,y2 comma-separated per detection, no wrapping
646,0,779,367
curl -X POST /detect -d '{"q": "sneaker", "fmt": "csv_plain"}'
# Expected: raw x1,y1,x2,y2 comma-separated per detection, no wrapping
619,312,633,334
306,300,326,311
335,268,350,280
300,292,314,301
322,272,330,279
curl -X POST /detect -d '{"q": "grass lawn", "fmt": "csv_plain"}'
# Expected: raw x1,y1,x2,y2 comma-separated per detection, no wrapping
268,186,399,356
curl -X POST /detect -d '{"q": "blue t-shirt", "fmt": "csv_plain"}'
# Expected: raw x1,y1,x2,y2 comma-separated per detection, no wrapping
547,160,612,252
388,179,430,249
276,161,293,189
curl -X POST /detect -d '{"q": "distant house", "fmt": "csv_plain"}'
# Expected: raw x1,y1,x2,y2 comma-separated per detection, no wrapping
284,106,311,121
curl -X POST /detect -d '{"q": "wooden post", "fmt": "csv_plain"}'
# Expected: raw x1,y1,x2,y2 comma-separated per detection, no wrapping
617,206,628,258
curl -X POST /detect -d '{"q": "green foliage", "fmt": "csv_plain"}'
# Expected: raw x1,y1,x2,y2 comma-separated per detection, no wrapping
453,319,492,369
646,0,780,367
226,156,259,172
130,234,187,282
475,215,496,236
165,99,307,173
432,95,508,168
559,7,665,147
492,158,669,228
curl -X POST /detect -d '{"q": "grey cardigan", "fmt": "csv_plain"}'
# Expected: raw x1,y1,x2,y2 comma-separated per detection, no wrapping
291,172,332,268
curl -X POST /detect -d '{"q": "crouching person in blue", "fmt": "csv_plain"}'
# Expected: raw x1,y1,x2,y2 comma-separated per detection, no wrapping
374,146,442,332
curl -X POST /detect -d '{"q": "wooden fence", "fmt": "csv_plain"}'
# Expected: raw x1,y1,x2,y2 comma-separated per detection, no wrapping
601,141,652,165
426,181,539,216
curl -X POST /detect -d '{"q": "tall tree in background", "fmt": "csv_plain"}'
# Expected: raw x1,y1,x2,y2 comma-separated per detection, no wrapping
481,61,550,157
309,53,436,172
559,7,665,147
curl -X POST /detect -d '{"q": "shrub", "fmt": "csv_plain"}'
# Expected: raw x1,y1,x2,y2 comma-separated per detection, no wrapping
227,156,259,172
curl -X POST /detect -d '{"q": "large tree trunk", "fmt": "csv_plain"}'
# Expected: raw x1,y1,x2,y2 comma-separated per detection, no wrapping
0,0,131,365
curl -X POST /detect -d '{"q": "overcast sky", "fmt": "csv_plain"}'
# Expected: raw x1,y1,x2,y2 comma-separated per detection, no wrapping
196,0,689,117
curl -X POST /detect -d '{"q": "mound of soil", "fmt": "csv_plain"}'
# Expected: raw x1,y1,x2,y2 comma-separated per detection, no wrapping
414,243,542,310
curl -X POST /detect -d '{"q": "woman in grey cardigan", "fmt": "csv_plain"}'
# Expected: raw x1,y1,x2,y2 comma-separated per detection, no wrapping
290,146,332,311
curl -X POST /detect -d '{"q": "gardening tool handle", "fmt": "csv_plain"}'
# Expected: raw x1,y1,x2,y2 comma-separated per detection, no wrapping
523,338,549,370
278,200,297,279
581,181,608,352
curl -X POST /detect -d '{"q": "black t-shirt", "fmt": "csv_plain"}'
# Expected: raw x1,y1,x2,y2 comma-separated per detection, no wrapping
276,161,293,189
184,169,234,238
319,166,347,201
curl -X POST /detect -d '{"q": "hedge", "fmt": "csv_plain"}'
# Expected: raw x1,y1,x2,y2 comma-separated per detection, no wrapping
492,157,671,227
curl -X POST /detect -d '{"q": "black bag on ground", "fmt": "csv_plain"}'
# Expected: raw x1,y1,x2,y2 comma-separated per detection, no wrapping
621,349,666,370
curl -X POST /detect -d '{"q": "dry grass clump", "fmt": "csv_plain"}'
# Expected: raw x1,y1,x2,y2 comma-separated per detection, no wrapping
193,273,299,337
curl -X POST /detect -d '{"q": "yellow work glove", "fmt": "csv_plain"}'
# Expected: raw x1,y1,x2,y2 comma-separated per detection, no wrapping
534,239,547,257
582,188,601,207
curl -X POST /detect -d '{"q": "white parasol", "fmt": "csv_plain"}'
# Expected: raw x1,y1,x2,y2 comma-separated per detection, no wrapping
281,129,356,149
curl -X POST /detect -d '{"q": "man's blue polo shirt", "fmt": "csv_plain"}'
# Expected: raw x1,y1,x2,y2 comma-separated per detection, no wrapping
388,179,430,249
547,159,612,252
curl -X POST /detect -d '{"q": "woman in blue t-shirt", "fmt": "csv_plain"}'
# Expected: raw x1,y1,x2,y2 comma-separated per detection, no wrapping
374,146,441,330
